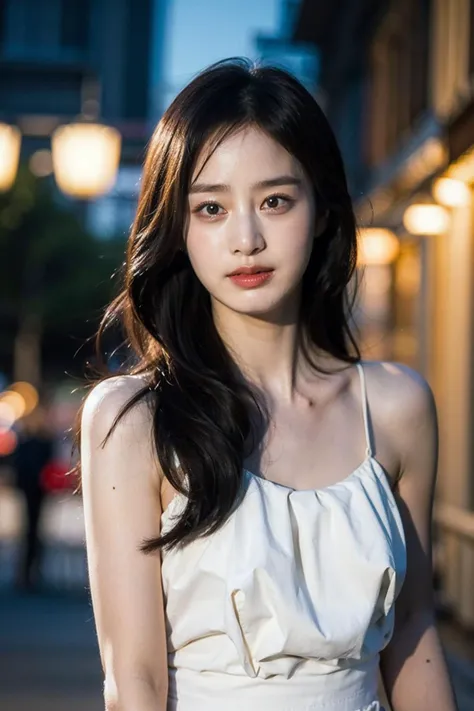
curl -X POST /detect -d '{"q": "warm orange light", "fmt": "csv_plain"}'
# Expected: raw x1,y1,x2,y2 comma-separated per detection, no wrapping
0,391,25,420
0,401,16,431
403,204,450,235
445,146,474,183
51,122,121,198
10,381,39,416
0,123,21,192
433,178,471,207
358,229,400,266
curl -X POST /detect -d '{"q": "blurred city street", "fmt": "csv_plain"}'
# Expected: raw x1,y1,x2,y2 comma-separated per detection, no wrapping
0,484,87,589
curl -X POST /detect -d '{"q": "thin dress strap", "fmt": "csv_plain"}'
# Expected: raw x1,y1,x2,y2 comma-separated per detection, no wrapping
356,362,373,458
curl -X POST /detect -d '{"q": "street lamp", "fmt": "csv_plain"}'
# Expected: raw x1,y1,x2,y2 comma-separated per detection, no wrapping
51,121,121,199
0,123,21,192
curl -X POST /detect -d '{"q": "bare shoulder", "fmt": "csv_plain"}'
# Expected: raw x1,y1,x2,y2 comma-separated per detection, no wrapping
363,360,436,423
82,374,153,439
80,374,160,486
362,360,437,474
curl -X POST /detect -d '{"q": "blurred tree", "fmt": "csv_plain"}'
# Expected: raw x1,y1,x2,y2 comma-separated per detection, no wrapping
0,167,126,386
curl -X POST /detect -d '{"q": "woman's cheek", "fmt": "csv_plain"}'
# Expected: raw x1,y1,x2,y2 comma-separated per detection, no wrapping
187,239,221,291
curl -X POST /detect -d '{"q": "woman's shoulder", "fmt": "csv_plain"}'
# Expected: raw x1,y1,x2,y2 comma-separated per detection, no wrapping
362,360,437,442
81,373,154,442
81,374,161,490
362,360,434,409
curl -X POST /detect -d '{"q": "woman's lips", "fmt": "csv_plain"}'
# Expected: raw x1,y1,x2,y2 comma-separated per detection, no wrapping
228,270,274,289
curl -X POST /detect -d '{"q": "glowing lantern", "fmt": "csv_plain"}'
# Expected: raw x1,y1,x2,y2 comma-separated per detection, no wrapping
0,123,21,192
51,122,121,198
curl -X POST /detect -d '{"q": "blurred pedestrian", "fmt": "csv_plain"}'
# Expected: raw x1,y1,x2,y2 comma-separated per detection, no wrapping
13,403,53,591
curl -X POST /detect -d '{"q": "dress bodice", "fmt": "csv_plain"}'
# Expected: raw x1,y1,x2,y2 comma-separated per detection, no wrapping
160,364,406,711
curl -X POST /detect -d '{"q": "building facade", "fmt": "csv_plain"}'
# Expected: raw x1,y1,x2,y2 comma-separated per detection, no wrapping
294,0,474,627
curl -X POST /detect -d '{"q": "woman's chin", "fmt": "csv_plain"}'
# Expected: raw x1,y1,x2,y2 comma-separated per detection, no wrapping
212,292,299,322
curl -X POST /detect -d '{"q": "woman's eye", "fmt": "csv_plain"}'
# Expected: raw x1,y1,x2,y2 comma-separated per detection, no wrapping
195,202,223,217
263,195,291,210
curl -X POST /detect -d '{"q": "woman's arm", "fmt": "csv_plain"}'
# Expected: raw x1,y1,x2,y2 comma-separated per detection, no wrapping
81,377,168,711
379,367,457,711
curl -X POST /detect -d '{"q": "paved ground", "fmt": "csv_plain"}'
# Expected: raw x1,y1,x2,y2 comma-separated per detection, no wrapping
0,590,103,711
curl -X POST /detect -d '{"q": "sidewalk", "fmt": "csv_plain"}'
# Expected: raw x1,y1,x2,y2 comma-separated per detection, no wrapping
0,590,103,711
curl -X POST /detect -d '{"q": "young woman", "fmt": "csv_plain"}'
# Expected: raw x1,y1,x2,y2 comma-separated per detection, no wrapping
80,60,457,711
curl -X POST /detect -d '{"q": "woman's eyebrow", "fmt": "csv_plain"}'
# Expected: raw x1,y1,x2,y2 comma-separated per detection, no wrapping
189,175,302,194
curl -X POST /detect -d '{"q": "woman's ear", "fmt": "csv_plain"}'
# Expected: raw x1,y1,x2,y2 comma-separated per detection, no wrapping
315,211,329,238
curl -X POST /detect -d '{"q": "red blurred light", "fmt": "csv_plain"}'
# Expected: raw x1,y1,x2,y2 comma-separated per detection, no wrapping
0,429,17,456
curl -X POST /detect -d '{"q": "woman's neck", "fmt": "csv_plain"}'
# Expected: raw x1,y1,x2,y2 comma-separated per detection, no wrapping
212,299,332,403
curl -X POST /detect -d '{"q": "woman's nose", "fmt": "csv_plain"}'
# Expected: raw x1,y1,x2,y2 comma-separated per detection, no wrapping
229,212,266,255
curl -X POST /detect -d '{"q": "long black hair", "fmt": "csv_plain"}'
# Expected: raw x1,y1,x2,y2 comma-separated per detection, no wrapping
78,58,360,551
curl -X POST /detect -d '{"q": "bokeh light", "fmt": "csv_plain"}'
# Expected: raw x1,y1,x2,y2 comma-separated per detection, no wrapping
0,391,26,420
0,428,17,456
433,178,471,208
51,122,122,198
9,381,39,417
29,149,54,178
0,401,16,431
0,123,21,192
403,204,451,235
358,228,400,266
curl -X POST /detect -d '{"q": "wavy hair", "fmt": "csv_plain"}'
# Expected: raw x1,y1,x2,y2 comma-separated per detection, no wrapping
78,58,361,551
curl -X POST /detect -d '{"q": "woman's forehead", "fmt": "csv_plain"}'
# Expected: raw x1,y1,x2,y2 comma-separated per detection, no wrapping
191,126,302,187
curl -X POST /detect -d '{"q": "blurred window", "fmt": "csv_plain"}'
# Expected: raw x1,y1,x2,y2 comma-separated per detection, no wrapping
1,0,91,62
60,0,90,51
367,0,432,166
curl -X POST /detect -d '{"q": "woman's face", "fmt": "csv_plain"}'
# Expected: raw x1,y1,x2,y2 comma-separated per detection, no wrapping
186,126,317,320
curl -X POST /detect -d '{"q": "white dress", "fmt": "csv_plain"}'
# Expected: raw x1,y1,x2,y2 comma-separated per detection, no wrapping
161,363,406,711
